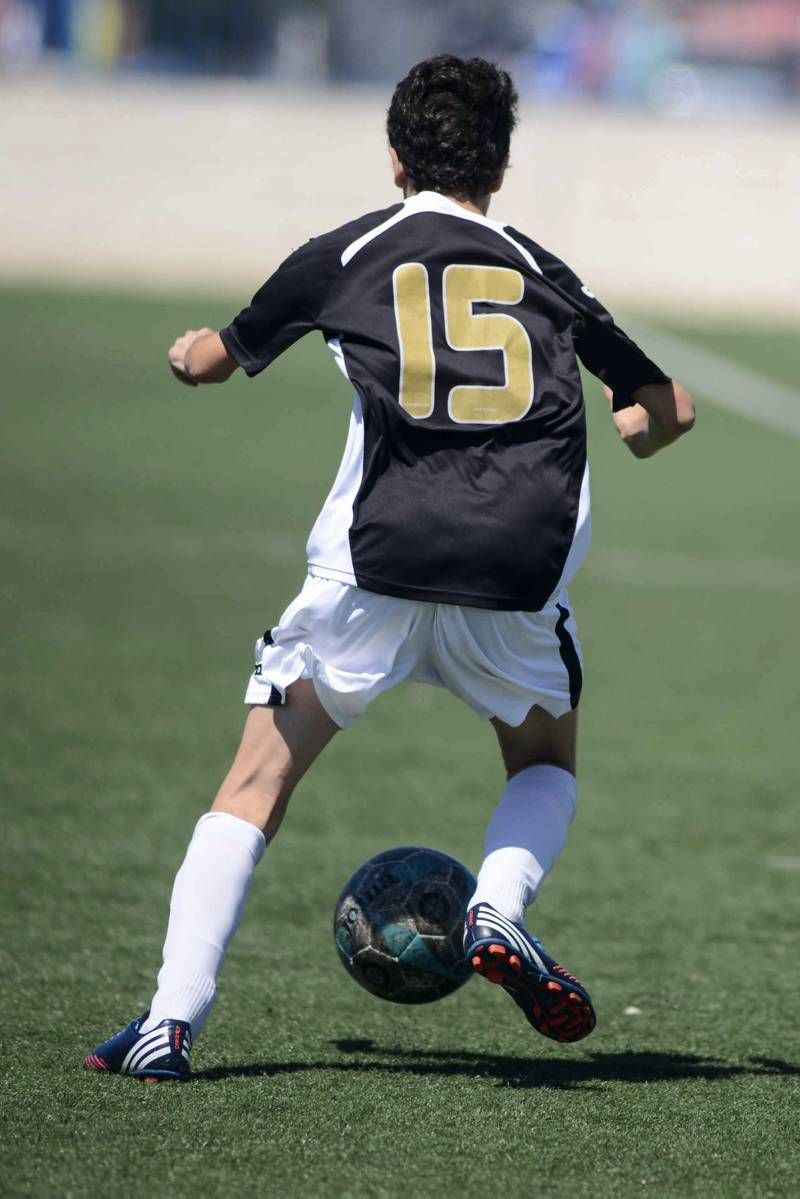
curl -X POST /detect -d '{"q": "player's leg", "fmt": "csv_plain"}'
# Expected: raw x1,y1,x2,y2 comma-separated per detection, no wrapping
144,680,338,1033
431,597,594,1040
464,704,595,1042
85,577,432,1078
83,680,338,1079
471,704,577,921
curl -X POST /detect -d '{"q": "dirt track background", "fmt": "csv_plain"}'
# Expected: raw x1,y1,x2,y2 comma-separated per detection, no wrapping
2,74,798,322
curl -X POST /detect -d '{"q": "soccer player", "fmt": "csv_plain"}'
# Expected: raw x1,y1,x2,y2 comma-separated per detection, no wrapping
84,55,694,1080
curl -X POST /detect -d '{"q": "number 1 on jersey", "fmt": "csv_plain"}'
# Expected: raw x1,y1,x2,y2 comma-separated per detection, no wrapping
393,263,435,418
393,263,534,425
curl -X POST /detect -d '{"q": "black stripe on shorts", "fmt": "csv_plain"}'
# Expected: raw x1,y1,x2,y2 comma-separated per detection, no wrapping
555,603,583,710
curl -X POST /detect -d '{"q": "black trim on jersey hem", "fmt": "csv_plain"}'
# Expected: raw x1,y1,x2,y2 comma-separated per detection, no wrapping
350,571,547,613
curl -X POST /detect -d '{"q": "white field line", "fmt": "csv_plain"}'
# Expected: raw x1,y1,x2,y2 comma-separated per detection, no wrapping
765,856,800,871
629,322,800,439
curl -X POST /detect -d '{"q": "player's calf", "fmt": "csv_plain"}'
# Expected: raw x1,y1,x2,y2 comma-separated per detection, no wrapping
212,680,338,838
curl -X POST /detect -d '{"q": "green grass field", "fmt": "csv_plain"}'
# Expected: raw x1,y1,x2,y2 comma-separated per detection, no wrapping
1,283,798,1197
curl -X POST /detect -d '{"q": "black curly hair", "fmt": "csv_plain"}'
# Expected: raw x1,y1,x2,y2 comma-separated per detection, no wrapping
387,55,518,203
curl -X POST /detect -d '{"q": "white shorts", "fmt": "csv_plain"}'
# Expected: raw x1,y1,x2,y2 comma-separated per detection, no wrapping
244,575,583,730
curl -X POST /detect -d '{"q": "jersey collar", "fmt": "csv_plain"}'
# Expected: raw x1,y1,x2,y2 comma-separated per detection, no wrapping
403,190,507,232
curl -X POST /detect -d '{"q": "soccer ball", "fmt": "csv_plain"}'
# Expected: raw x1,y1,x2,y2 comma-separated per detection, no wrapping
333,846,476,1004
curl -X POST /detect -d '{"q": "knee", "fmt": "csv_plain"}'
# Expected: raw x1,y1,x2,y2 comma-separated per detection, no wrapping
494,706,578,782
505,752,576,780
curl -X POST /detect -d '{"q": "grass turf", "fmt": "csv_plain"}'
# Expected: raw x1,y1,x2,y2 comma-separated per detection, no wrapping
1,283,798,1197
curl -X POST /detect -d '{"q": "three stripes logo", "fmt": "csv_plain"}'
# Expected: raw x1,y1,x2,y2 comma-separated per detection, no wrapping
465,904,547,973
121,1023,191,1076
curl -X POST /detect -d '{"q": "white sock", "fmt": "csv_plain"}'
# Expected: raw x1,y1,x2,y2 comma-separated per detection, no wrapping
468,764,577,924
141,811,266,1038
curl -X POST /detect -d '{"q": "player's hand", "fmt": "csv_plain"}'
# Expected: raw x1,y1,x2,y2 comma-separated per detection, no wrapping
168,328,214,386
604,384,649,440
605,381,695,458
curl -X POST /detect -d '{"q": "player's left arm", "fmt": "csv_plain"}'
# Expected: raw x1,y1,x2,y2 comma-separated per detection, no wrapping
505,229,693,457
168,328,239,386
604,380,696,459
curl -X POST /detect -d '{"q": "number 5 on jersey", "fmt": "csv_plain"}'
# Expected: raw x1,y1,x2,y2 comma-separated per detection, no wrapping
393,263,534,425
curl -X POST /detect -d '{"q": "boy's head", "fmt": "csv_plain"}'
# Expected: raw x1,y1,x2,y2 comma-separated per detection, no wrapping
387,55,518,205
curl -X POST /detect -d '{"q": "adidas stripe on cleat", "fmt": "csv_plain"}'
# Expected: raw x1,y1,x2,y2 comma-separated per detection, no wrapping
83,1013,192,1081
464,902,596,1043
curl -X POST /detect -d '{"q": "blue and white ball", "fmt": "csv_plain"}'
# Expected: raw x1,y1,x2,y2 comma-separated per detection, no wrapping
334,846,476,1004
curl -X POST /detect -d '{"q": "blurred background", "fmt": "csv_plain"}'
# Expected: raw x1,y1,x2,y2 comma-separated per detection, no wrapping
3,0,800,108
1,0,799,319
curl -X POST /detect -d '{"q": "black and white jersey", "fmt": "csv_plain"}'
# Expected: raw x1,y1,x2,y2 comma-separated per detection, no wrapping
220,191,669,612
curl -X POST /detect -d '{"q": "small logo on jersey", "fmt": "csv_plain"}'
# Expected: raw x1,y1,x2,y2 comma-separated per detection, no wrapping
580,284,596,299
254,664,262,676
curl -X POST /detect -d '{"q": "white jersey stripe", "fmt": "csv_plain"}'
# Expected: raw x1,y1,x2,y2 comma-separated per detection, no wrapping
306,384,363,588
554,461,591,597
340,191,545,276
341,205,415,266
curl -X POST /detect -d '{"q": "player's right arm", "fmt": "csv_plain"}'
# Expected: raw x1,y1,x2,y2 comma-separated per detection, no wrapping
166,235,340,387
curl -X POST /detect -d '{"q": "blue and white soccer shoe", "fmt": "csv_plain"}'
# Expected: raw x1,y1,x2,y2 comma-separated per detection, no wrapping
83,1013,191,1081
464,903,596,1043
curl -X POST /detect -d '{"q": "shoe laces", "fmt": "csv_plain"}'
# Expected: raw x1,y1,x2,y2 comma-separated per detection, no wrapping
552,963,580,985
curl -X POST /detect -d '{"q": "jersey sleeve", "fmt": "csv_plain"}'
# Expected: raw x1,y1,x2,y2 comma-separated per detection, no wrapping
506,230,671,410
219,236,341,377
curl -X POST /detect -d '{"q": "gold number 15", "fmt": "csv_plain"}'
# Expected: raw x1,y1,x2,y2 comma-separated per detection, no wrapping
393,263,534,425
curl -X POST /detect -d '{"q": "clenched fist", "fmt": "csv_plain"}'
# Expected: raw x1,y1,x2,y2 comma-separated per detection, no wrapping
168,328,214,386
